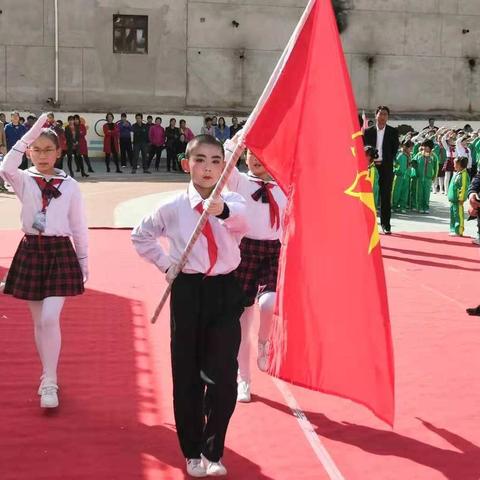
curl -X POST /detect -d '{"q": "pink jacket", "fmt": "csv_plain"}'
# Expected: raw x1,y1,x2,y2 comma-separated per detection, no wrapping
180,127,195,142
149,124,166,146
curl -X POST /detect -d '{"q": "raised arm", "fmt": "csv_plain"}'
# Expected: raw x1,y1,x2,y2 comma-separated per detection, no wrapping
0,113,49,197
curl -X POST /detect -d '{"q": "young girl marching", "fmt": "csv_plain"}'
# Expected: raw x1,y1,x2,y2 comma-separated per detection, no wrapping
225,143,287,403
0,114,88,409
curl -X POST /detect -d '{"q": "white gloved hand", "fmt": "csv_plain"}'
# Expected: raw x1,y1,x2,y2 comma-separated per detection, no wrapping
19,113,50,148
78,257,89,283
203,197,225,217
223,134,245,156
166,263,180,284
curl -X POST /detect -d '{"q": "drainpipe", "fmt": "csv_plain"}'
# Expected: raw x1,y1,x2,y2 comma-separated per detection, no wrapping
54,0,59,104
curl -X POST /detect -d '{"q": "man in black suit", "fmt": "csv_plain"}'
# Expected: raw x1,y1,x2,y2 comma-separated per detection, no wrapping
363,106,400,234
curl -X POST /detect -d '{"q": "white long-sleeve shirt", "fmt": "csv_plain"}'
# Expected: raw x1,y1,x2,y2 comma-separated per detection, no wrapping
0,141,88,260
227,168,287,241
376,126,386,162
456,138,473,169
441,137,456,158
131,182,247,275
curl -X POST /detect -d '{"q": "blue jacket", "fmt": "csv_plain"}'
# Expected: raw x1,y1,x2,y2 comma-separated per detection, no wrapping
5,123,27,150
118,120,132,139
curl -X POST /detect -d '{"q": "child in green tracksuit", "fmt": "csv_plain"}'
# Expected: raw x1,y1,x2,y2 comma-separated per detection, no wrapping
415,140,438,213
408,156,418,211
448,156,469,236
392,140,413,213
365,146,380,212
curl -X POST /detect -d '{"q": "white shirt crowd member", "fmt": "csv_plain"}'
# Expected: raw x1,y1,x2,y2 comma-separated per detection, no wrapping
376,125,385,162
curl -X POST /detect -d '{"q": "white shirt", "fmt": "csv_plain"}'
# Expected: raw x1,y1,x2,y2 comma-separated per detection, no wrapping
0,142,88,260
131,182,247,275
376,125,386,162
227,168,287,241
442,137,456,158
456,138,473,169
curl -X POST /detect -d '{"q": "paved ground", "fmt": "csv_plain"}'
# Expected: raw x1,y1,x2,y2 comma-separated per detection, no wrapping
0,158,478,238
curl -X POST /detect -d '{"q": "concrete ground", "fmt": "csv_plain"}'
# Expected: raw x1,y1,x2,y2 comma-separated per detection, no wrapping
0,158,478,239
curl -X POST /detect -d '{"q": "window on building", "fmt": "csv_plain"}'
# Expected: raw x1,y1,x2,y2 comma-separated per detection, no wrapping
113,15,148,54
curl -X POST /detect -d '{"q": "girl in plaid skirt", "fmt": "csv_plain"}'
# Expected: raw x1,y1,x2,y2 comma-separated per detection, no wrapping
0,114,88,409
226,145,287,403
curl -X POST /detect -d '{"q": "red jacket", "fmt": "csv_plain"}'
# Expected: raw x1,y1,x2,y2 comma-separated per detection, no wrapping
103,122,120,154
77,124,89,156
57,128,67,151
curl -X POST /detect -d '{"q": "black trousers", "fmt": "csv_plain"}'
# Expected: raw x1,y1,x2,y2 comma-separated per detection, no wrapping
132,142,150,171
170,272,244,462
105,149,121,172
67,152,86,177
120,137,133,167
378,169,393,230
149,145,165,170
166,145,177,171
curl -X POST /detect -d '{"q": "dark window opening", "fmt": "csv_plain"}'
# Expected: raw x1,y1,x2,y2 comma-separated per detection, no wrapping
113,14,148,54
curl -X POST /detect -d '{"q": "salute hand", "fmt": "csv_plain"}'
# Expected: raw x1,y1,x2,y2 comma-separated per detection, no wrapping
20,113,50,147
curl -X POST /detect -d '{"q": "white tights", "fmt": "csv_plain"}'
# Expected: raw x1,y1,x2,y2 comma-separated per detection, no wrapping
238,292,276,382
444,171,452,192
28,297,65,385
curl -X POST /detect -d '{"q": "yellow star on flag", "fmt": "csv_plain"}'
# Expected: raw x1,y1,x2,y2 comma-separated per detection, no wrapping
344,131,380,254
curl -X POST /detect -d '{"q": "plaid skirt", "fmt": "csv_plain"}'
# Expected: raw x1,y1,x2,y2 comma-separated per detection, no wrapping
4,235,84,301
233,237,281,307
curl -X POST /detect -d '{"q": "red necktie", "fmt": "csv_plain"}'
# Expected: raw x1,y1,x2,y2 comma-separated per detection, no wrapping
251,181,281,230
33,177,63,211
195,203,218,275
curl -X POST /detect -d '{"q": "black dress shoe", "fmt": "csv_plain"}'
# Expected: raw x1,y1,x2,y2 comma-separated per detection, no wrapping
466,305,480,316
381,225,392,235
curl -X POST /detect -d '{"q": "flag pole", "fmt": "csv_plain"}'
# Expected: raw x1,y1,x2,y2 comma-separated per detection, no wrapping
150,0,317,323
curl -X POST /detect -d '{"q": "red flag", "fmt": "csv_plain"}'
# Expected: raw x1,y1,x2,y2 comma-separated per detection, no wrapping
244,0,395,424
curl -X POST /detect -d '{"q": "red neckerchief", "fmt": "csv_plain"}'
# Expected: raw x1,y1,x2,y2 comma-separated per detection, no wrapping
33,177,63,212
194,202,218,275
251,181,280,230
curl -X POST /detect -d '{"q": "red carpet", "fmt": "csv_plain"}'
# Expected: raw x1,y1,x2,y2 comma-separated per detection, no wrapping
1,230,479,479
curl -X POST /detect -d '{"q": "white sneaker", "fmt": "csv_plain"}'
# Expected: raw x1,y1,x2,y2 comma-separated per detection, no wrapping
201,455,227,476
40,384,59,408
186,458,207,477
237,380,251,403
37,375,47,395
257,341,270,372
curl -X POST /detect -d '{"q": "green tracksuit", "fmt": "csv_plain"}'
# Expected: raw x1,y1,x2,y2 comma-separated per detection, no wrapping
367,161,379,211
432,143,442,175
471,138,480,170
412,143,421,157
392,152,410,211
415,154,438,212
448,169,469,235
408,159,418,210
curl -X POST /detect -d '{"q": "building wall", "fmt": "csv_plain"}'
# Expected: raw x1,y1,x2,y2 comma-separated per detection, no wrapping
1,0,480,116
